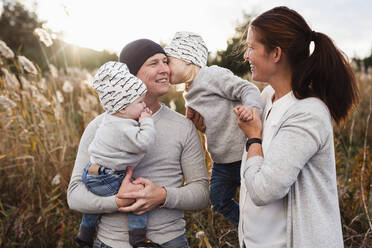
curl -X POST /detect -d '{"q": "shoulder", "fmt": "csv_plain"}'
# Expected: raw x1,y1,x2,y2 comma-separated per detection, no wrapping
158,106,197,142
208,65,234,76
261,85,274,103
261,85,274,96
195,65,244,89
77,113,105,148
292,97,330,118
159,105,194,127
284,97,332,130
86,113,105,131
198,65,233,78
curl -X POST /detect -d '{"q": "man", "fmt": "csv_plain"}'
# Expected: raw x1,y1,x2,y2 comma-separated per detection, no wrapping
67,39,209,248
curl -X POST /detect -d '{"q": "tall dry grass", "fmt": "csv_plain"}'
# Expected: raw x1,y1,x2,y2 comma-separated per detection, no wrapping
0,40,371,247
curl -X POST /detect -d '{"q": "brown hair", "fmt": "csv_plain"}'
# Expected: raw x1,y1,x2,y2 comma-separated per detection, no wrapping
250,6,359,124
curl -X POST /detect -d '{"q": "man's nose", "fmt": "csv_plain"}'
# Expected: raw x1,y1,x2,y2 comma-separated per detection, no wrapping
159,62,169,74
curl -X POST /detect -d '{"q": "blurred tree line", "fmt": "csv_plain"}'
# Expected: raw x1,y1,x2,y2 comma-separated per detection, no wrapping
207,13,372,75
208,13,372,75
1,0,371,74
354,52,372,72
0,0,117,72
207,13,253,77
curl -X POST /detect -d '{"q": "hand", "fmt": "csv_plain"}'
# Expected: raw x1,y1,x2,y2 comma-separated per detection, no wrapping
234,108,262,139
186,107,206,133
234,105,253,122
139,107,152,119
115,167,144,208
116,177,167,215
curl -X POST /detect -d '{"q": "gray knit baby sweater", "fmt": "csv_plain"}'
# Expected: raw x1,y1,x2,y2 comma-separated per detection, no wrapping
88,113,155,170
184,65,262,163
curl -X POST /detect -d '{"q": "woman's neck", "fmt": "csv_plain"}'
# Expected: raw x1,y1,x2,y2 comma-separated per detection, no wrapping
269,72,292,103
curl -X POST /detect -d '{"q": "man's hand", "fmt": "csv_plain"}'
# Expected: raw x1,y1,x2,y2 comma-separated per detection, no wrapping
115,167,144,208
116,176,167,215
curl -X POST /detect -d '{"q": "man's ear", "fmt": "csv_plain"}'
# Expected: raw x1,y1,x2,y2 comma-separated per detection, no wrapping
272,46,282,63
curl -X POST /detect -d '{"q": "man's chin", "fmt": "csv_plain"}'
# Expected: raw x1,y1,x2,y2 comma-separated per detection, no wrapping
155,86,169,97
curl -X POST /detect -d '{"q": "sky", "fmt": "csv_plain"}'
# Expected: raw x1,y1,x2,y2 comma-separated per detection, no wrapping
19,0,372,58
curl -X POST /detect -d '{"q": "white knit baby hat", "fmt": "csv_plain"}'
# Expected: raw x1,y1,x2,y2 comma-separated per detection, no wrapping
165,31,208,68
92,61,147,114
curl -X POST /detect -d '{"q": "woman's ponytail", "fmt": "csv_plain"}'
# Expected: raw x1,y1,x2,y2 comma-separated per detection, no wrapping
292,32,359,124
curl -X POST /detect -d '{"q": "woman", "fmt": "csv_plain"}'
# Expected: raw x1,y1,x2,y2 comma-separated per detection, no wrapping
67,39,209,248
235,6,359,248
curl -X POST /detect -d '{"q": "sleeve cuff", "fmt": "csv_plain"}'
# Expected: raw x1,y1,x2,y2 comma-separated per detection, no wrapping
161,186,177,209
108,195,120,211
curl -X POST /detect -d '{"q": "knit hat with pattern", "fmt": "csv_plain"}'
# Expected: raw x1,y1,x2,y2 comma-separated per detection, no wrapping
164,31,208,68
92,61,147,114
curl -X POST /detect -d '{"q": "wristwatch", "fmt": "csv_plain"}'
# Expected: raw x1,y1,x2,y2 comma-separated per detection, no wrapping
245,138,262,151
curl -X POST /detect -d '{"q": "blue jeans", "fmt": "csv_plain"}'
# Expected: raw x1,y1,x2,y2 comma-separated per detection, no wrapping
209,160,241,227
81,162,147,231
92,234,189,248
161,234,189,248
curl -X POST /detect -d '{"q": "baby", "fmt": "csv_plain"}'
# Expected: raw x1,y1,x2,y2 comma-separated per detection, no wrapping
165,31,262,228
74,61,159,248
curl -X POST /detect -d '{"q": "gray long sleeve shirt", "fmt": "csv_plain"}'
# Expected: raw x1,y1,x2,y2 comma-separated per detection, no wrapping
239,95,344,248
184,65,262,163
88,113,155,170
67,104,209,247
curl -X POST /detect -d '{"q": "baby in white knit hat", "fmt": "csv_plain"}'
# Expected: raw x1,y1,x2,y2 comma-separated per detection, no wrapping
165,31,262,228
75,61,157,248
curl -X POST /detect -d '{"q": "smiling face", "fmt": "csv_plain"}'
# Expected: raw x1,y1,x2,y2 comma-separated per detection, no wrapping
244,27,275,83
136,53,170,98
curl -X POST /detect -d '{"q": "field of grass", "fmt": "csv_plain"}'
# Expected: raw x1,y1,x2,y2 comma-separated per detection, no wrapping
0,40,371,247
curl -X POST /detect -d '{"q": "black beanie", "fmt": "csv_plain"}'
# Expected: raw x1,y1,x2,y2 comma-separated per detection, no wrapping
119,39,166,75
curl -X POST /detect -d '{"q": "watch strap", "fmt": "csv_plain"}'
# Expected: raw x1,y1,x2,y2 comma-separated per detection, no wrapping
246,138,262,151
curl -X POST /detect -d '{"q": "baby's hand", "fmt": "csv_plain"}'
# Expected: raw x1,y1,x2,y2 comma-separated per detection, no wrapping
234,105,253,122
139,107,152,120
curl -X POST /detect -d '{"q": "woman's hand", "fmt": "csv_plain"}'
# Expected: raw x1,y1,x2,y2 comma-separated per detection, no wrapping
116,177,167,215
186,107,206,133
234,107,262,139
